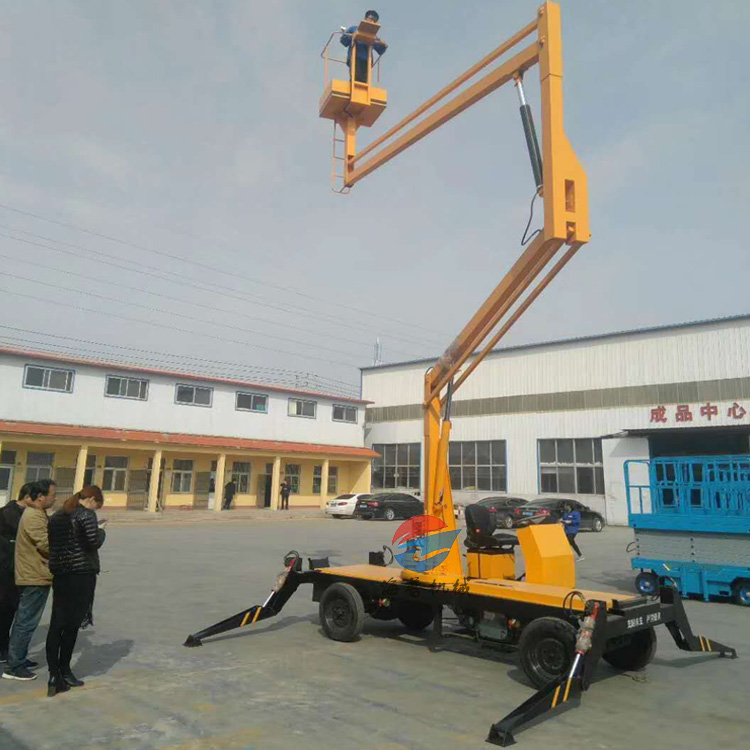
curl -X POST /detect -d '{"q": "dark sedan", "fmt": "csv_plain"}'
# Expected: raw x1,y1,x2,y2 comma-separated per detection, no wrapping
353,492,423,521
473,496,528,529
512,498,605,532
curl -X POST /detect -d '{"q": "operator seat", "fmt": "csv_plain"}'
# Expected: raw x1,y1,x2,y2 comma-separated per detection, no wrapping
464,504,519,551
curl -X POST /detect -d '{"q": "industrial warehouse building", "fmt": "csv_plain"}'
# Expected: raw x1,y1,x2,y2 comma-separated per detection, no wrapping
0,347,375,510
362,314,750,525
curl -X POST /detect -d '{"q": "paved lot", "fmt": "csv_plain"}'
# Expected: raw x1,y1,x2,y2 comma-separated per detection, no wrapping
0,519,746,750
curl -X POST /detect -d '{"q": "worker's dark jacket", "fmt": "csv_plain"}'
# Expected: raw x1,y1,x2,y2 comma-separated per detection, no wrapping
48,506,106,576
341,26,387,64
0,501,23,579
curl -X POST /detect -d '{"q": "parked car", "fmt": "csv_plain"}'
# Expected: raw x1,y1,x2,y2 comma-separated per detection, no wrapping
325,493,372,518
353,492,423,521
513,498,605,532
472,496,528,529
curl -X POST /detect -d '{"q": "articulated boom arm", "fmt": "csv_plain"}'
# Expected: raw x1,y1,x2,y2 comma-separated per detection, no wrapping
322,3,589,580
416,3,590,570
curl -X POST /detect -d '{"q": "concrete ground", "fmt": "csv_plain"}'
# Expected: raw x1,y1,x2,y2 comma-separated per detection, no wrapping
0,519,746,750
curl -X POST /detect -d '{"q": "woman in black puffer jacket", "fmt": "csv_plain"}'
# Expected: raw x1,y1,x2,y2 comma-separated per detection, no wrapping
45,485,106,696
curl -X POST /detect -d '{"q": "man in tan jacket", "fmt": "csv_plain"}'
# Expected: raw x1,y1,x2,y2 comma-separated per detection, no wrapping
1,479,56,681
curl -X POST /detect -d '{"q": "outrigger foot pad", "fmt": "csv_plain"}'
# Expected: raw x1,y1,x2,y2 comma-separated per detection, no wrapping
183,635,202,648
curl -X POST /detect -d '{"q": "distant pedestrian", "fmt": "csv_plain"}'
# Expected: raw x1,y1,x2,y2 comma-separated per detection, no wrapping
46,485,106,696
223,480,236,511
561,503,584,561
2,479,57,681
279,480,290,511
0,484,32,663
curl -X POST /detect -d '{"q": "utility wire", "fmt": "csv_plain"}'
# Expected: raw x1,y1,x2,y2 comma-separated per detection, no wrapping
0,334,360,397
0,227,442,351
0,323,359,390
0,286,360,370
0,202,446,337
0,269,370,362
0,249,420,359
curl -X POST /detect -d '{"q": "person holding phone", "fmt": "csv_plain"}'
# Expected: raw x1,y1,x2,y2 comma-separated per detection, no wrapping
45,485,106,696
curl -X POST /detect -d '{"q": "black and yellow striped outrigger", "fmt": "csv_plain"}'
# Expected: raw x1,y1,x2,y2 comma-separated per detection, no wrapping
488,587,736,746
184,552,306,648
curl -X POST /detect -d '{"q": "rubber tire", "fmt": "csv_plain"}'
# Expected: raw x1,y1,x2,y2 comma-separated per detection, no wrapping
635,571,659,596
732,579,750,607
518,617,577,689
592,517,604,532
501,514,514,529
384,507,396,521
319,583,365,642
603,626,656,671
397,601,435,631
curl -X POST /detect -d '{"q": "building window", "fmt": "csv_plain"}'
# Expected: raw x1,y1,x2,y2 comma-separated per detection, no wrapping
84,454,96,486
449,440,507,492
171,459,194,493
332,404,357,423
0,450,17,465
284,464,301,494
236,392,268,413
175,384,213,407
538,438,604,495
372,443,421,490
105,375,148,401
23,365,73,393
25,452,54,482
288,398,316,419
328,466,339,495
103,456,128,492
232,461,251,493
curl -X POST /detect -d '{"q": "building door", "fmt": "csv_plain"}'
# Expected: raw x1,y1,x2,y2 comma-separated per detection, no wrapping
126,470,149,510
0,465,14,504
193,472,211,509
257,472,272,508
207,461,217,509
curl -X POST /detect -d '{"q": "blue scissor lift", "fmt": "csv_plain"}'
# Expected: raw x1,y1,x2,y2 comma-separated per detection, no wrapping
625,455,750,606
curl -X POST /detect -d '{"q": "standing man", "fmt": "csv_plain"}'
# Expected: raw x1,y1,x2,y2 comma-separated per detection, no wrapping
341,10,387,84
222,479,237,511
2,479,56,681
279,480,291,511
561,503,584,561
0,484,31,663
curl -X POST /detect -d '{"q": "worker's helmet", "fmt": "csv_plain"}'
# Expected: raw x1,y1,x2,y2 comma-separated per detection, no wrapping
365,10,379,22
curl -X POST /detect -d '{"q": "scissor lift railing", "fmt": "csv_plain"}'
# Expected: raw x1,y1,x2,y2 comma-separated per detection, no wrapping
626,456,750,529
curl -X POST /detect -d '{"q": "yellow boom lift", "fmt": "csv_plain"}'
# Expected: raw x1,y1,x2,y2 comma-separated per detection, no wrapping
185,5,736,745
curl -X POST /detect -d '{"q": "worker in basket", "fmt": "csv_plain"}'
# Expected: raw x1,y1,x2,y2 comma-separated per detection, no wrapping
341,10,387,83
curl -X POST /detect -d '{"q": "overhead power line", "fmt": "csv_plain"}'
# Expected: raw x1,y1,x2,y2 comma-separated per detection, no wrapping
0,286,360,370
0,226,442,351
0,249,421,360
0,323,360,390
0,332,360,397
0,201,446,337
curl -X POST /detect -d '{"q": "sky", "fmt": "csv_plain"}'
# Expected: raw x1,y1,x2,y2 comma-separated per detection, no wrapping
1,1,748,398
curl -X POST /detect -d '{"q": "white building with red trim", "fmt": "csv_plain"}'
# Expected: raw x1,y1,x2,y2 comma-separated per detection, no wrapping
0,346,375,510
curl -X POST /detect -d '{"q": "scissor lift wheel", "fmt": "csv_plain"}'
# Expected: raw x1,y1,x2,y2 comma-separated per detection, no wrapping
398,601,435,631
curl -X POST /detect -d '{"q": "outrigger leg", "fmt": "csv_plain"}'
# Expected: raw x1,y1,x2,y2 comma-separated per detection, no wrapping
488,600,607,747
184,552,306,647
488,589,737,746
660,586,737,657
